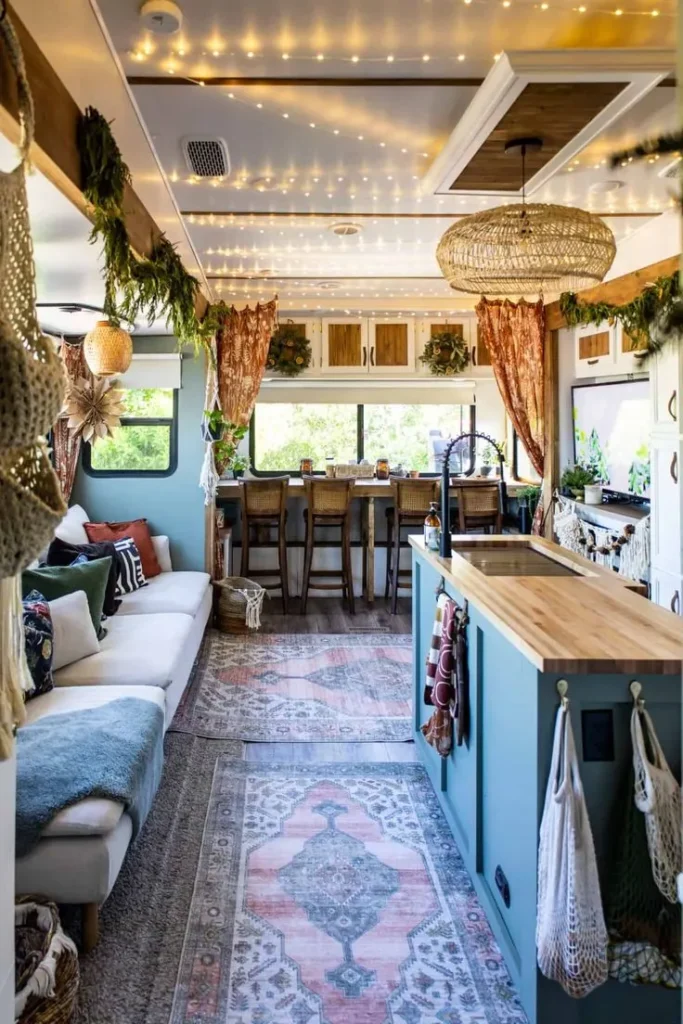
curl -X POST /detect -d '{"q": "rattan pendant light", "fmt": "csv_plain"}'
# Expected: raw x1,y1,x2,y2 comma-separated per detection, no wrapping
436,138,616,296
83,320,133,377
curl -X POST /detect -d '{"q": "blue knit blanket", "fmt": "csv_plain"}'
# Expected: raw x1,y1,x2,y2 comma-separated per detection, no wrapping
16,697,165,857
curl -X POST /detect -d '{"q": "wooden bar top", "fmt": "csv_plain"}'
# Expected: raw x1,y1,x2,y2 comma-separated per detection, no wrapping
218,477,526,498
410,534,683,674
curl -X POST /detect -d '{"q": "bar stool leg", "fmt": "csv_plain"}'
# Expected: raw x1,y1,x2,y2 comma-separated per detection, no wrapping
301,517,314,615
342,516,355,615
385,512,393,599
278,522,289,614
240,521,250,578
391,518,402,615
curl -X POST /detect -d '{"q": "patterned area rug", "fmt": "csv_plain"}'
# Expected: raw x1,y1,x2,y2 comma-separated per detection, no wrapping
170,760,526,1024
171,631,414,741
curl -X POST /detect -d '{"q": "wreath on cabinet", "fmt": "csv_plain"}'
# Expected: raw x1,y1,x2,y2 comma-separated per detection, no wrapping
419,330,470,376
266,321,312,376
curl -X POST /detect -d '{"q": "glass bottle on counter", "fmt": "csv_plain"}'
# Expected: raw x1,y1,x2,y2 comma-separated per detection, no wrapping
424,502,441,551
375,457,390,480
299,457,313,476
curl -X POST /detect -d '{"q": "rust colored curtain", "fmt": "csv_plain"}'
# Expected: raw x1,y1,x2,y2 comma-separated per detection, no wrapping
476,297,545,479
216,299,278,426
52,341,89,502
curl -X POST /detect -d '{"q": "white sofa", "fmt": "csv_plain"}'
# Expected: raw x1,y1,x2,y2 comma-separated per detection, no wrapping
15,505,212,946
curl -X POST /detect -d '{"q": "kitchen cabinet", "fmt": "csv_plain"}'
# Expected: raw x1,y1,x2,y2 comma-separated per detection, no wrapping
367,319,415,374
321,319,369,374
574,321,616,378
266,318,321,378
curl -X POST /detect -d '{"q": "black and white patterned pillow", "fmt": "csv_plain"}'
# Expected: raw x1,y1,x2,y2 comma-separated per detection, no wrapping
114,538,147,595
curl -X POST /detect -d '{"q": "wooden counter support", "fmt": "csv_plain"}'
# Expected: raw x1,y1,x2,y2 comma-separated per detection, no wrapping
410,536,683,1024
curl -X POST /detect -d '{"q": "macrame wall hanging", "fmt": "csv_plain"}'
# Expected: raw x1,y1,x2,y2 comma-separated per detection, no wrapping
0,15,67,757
554,496,650,584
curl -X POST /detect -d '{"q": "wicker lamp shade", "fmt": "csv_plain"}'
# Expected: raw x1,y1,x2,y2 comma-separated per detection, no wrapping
436,203,616,296
83,321,133,377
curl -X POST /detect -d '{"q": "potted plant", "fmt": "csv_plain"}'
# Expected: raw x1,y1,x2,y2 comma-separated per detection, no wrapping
231,453,249,479
214,422,248,476
480,444,498,477
517,484,541,534
561,463,596,501
203,407,226,442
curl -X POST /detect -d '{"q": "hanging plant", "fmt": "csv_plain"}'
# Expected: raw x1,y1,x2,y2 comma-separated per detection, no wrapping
266,321,312,376
419,331,470,376
79,107,216,355
559,273,681,360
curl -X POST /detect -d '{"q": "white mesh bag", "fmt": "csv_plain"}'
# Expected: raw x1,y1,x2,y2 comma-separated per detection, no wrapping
537,704,609,998
631,706,682,905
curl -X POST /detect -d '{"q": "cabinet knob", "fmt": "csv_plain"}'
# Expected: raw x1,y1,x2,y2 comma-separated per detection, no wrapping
670,451,678,485
471,345,478,367
668,390,678,422
671,591,680,615
362,346,367,367
587,358,599,365
370,345,375,367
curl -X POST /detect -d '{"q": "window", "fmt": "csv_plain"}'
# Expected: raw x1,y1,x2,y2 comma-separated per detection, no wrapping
83,388,177,477
511,429,541,483
251,402,475,474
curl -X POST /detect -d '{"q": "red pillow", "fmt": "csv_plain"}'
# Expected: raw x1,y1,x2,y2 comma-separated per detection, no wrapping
84,519,162,578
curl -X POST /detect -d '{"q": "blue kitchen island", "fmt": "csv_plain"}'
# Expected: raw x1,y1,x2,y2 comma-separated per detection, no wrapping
409,534,683,1024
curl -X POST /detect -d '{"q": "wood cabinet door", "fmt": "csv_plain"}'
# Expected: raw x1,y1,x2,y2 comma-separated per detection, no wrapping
472,323,494,376
369,319,415,374
651,436,683,576
321,320,367,373
574,322,616,378
416,318,477,377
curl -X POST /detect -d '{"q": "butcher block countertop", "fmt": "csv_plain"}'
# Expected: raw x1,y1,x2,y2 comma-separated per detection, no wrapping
410,535,683,674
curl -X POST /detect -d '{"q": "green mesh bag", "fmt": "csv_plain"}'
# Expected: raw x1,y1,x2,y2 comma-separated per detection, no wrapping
605,769,681,988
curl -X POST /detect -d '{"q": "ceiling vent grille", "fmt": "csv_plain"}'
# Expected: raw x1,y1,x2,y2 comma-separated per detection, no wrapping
182,137,230,178
329,222,363,237
660,157,682,181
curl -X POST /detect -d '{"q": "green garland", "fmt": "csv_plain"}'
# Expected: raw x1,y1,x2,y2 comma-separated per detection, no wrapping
559,273,681,359
419,330,470,376
79,107,215,354
266,322,312,376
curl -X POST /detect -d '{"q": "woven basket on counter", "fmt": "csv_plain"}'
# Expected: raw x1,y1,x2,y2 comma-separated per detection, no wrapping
214,576,265,634
15,897,79,1024
332,463,375,479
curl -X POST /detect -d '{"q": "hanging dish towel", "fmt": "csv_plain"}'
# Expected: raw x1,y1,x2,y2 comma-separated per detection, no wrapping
422,597,455,757
424,591,449,704
632,705,682,905
537,703,609,998
452,600,469,746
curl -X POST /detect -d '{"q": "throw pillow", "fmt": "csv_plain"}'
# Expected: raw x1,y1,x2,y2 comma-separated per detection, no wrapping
46,536,121,617
22,591,53,700
49,591,100,671
114,538,147,595
22,557,112,639
84,519,161,578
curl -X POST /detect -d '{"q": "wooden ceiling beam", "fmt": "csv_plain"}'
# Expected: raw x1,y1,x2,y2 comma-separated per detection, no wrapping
545,254,680,330
0,4,208,316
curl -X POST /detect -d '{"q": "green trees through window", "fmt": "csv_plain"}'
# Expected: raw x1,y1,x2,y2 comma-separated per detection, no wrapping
86,388,176,475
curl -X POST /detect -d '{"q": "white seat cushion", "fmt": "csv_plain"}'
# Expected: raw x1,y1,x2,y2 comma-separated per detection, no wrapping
23,686,165,838
117,571,210,617
53,613,194,690
54,504,90,546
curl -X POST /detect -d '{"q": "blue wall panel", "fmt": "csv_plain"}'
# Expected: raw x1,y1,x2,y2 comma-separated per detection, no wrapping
71,337,206,571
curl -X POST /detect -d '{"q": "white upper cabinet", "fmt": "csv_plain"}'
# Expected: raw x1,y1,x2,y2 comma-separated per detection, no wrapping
367,318,416,375
651,340,682,436
415,317,491,378
574,321,617,378
266,318,321,378
614,323,649,376
320,318,370,374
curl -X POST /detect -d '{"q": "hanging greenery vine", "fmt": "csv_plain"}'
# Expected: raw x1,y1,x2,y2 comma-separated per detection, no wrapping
419,330,471,376
266,322,312,376
559,273,681,359
78,107,216,354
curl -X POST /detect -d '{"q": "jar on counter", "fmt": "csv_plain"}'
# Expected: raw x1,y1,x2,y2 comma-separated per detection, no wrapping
375,458,390,480
299,457,313,476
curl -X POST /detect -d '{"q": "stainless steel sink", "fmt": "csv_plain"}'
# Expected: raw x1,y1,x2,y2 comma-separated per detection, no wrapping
455,544,580,577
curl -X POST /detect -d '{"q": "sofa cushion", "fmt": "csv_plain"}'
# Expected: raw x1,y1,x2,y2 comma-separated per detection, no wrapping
24,685,164,837
49,591,100,671
85,519,162,578
151,535,172,573
117,571,210,618
23,558,112,638
22,591,54,700
54,504,90,546
53,613,194,690
46,536,121,618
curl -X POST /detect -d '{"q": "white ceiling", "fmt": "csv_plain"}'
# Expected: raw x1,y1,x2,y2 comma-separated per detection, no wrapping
12,0,679,322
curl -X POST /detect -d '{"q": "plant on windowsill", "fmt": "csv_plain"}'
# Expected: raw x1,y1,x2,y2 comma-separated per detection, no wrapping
419,330,470,376
214,422,248,477
480,443,498,477
230,453,249,479
560,464,596,502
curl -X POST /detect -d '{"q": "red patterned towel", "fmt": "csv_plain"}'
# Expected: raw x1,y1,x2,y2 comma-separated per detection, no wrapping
422,598,456,756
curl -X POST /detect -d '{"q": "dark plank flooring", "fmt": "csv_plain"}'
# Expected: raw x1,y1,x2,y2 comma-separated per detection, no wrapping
246,597,417,763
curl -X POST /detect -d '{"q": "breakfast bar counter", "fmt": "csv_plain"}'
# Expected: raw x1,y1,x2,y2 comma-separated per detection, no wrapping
409,534,683,1024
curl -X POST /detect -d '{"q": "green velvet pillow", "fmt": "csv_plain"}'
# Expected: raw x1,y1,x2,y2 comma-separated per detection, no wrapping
22,557,112,639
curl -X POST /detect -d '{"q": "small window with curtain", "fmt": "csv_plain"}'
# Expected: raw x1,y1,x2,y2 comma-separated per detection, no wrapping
511,429,541,483
83,388,178,477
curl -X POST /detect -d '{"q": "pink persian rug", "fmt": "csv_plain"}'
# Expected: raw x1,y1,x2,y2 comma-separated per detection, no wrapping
171,631,413,741
168,760,527,1024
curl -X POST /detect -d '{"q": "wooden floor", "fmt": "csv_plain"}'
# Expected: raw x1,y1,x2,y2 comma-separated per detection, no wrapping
246,596,418,764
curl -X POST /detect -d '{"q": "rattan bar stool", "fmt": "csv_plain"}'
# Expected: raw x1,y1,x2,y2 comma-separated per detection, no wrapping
386,477,440,613
301,478,355,615
239,478,290,613
453,481,503,534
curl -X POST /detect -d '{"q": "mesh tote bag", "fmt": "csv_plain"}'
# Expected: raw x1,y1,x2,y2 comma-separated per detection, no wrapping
0,14,65,451
536,702,609,998
631,705,682,905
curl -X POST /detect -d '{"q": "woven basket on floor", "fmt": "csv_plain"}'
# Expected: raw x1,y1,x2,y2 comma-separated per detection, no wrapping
15,897,79,1024
214,576,265,634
